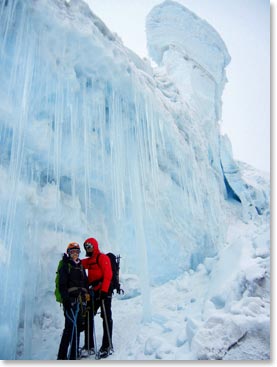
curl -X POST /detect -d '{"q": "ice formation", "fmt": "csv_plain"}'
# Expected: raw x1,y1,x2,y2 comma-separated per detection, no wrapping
0,0,269,360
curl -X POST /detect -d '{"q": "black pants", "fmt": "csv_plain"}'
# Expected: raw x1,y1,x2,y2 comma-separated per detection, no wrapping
57,302,86,360
85,293,113,350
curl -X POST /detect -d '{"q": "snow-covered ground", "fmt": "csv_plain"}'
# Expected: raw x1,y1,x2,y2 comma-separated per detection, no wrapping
28,204,270,361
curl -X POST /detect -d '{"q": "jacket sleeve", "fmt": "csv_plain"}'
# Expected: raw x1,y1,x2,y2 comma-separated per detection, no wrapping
81,258,89,269
98,254,112,293
59,263,70,302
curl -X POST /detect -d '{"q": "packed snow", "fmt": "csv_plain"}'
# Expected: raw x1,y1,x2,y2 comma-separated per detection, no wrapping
0,0,270,361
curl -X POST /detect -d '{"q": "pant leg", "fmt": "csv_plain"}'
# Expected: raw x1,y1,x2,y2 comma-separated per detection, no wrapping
100,297,113,349
69,327,80,360
58,305,80,360
84,306,94,349
84,298,100,349
69,303,82,359
57,310,75,359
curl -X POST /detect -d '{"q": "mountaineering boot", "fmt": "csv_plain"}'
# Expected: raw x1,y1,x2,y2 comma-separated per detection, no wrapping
80,346,95,358
98,346,112,359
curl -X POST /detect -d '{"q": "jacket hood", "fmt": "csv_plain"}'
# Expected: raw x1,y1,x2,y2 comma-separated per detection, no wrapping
84,237,100,257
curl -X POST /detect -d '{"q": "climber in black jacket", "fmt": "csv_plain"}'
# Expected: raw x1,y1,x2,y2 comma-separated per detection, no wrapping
57,242,89,360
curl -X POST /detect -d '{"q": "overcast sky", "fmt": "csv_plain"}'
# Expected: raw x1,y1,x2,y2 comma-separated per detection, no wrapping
85,0,270,172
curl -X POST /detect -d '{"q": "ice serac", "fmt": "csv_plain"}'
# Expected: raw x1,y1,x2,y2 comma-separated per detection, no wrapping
146,0,231,119
146,0,231,208
146,0,266,220
0,0,268,359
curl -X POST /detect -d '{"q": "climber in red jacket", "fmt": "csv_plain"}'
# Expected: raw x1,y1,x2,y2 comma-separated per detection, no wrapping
81,237,113,359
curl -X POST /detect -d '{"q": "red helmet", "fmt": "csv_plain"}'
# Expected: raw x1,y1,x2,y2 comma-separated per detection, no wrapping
67,242,80,254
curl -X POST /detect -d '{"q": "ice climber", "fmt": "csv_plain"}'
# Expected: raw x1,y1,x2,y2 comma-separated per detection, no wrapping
81,237,113,359
57,242,89,360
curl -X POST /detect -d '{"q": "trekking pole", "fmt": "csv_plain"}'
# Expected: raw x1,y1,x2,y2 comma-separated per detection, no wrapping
75,313,78,360
90,291,99,359
93,319,99,359
66,309,75,360
101,299,113,354
87,310,90,355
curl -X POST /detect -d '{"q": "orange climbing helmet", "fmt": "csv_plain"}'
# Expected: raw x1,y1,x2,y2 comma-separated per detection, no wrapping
66,242,80,254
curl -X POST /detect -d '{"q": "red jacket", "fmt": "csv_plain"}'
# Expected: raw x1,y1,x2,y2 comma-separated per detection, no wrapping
81,241,112,293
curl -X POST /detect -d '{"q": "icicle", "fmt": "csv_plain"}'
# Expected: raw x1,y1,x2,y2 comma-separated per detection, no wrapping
0,0,243,358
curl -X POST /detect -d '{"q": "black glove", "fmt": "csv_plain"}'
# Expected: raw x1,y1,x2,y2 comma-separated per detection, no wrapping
63,298,72,311
100,291,108,301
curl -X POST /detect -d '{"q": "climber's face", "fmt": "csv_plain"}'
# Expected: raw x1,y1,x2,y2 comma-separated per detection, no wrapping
69,248,80,260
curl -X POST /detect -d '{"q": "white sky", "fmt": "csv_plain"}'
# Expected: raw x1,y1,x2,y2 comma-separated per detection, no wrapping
85,0,270,172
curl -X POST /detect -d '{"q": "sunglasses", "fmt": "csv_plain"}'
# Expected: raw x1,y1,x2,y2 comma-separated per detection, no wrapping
69,248,80,254
84,243,94,250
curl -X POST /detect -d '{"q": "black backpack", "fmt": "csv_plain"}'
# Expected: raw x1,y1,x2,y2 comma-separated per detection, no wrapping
97,253,124,295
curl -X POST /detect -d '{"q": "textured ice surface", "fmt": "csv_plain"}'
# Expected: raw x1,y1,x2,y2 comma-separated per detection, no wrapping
0,0,269,359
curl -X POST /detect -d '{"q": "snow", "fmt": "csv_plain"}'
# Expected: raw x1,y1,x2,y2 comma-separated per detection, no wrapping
26,213,270,362
0,0,270,362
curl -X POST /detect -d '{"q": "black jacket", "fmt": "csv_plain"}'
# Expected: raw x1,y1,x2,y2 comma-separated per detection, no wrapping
59,254,88,302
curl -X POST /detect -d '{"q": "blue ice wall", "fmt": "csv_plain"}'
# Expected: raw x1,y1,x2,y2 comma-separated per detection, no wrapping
0,0,262,359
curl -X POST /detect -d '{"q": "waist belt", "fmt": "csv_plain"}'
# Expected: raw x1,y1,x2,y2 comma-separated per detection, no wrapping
68,287,87,294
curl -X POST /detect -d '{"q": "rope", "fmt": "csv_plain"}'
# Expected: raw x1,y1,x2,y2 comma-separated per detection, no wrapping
66,302,80,360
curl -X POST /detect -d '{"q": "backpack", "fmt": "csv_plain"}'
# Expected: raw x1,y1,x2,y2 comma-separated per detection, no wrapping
54,259,72,303
97,253,124,295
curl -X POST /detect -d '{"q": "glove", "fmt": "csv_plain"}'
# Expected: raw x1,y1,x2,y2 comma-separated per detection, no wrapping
63,298,72,311
85,293,90,302
100,291,108,301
